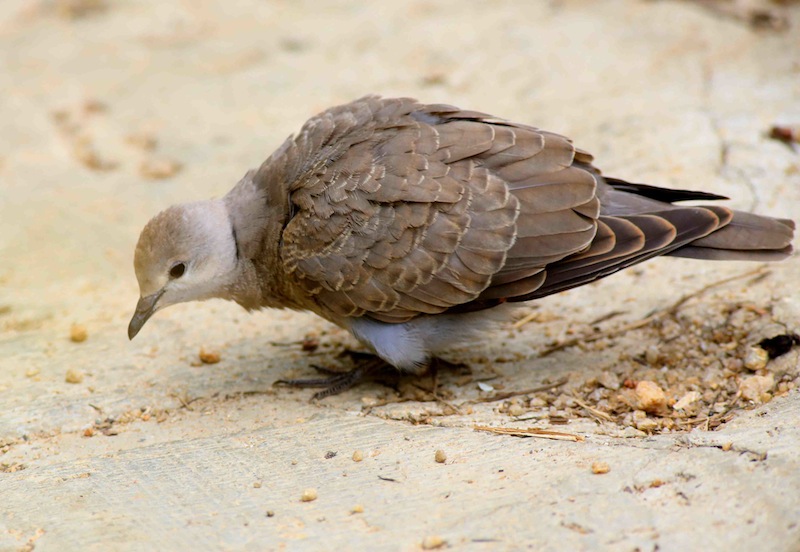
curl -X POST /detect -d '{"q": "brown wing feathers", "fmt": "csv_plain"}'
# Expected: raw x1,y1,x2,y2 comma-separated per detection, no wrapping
516,209,724,302
278,97,794,323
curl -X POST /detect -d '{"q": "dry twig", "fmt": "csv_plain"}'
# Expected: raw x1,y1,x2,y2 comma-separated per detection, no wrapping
463,378,569,405
473,425,584,442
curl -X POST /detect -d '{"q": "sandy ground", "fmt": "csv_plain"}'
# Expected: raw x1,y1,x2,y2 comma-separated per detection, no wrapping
1,1,800,550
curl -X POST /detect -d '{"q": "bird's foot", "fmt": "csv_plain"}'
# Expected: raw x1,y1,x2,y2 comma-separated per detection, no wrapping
275,354,468,401
274,356,388,400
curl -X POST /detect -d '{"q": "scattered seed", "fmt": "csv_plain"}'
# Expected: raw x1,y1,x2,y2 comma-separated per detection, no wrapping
744,346,769,371
198,347,221,364
635,381,667,414
434,450,447,464
591,461,610,474
300,488,317,502
65,368,84,384
421,535,446,550
352,450,364,462
70,323,88,343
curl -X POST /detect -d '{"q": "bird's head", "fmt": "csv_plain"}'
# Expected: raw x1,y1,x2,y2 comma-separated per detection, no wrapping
128,199,238,339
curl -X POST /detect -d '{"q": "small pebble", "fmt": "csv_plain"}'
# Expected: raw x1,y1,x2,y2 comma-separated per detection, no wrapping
645,345,659,365
421,535,446,550
477,381,494,392
739,374,774,402
530,397,547,407
198,347,221,364
507,403,525,417
635,380,667,413
721,442,733,452
70,323,88,343
591,461,610,474
434,450,447,464
743,346,769,371
597,371,620,390
266,510,275,517
672,391,700,411
301,334,320,352
65,368,84,384
352,450,364,462
351,504,364,514
635,417,659,432
253,481,262,488
300,488,318,502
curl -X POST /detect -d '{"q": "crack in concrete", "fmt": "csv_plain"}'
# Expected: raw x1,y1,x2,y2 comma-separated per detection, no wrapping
680,434,769,462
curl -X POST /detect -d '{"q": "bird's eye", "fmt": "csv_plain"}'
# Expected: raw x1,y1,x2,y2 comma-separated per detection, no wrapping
169,262,186,279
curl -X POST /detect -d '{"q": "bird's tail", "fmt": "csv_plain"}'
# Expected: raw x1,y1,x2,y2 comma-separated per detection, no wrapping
668,210,794,261
600,178,795,261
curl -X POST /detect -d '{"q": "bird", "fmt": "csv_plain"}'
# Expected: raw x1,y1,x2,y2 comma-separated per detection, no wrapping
128,96,795,399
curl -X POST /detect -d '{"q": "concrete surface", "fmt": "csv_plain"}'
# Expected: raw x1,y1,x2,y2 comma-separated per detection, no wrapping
1,1,799,550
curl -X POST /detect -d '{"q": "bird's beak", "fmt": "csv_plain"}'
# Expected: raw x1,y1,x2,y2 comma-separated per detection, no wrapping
128,291,163,340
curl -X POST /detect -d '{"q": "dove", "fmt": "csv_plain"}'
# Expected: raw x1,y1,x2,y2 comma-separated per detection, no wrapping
128,96,795,398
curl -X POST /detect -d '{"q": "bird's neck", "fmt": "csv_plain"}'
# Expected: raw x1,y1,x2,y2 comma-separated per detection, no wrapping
223,158,295,311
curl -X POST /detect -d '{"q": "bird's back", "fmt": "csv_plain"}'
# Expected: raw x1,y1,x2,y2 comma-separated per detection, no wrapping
254,96,794,322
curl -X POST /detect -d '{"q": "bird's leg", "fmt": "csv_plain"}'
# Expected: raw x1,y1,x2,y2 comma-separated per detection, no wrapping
274,355,390,400
424,357,470,395
338,348,380,363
